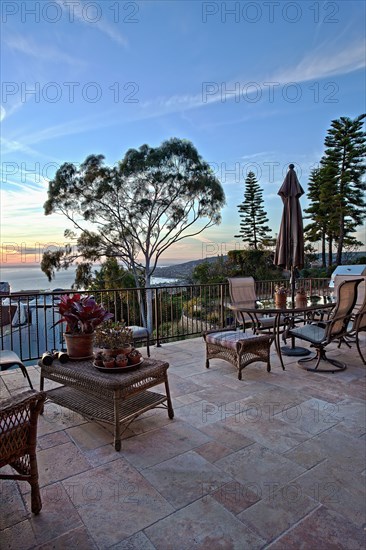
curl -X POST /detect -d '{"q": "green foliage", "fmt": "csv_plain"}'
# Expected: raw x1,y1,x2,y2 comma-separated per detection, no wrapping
153,322,185,342
207,311,220,324
41,138,225,291
87,258,136,291
235,171,272,249
304,166,338,268
227,249,280,280
191,256,231,284
191,250,282,284
320,114,366,265
94,320,133,348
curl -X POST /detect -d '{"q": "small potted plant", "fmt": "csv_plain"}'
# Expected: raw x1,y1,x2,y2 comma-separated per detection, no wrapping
102,354,116,369
94,320,133,357
54,294,113,360
128,349,142,365
93,350,104,367
295,286,307,308
115,354,128,368
274,284,288,308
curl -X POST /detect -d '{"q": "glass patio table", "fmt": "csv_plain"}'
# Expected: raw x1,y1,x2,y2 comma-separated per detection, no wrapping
228,298,335,370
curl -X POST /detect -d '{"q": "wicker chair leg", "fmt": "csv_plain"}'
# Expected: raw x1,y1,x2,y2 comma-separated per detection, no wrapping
30,479,42,514
29,448,42,513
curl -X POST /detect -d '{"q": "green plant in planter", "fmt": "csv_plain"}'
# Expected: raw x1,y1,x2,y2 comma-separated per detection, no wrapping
94,320,133,352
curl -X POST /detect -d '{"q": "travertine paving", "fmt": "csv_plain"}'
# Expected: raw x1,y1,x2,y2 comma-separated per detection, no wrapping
1,335,365,549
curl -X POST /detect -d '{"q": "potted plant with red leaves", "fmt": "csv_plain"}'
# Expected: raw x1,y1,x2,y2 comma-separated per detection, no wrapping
54,294,113,360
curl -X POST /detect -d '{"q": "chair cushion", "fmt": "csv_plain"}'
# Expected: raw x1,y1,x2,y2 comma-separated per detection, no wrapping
290,324,326,344
128,326,149,338
205,331,262,351
257,316,276,329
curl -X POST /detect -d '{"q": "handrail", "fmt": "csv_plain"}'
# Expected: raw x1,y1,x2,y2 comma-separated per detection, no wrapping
0,278,331,362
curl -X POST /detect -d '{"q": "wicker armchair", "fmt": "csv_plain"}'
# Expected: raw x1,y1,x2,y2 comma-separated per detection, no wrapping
0,390,46,514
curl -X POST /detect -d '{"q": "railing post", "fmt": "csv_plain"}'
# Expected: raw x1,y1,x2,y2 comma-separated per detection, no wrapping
219,284,224,328
154,287,161,347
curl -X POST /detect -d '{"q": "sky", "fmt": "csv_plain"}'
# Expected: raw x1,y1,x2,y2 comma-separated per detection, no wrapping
1,0,365,270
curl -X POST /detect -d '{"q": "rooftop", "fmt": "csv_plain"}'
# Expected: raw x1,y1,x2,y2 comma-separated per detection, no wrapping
1,335,365,549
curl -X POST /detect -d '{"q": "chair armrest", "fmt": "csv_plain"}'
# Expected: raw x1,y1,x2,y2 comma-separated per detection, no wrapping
202,327,237,337
0,390,46,414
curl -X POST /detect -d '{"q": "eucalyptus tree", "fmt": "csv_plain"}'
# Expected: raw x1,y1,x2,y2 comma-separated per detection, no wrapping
41,138,225,331
235,171,272,249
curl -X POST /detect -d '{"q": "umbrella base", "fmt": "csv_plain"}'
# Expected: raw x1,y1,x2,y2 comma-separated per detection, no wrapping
281,346,311,357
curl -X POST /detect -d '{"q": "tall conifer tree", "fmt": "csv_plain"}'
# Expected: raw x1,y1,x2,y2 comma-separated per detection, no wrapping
304,166,339,267
320,114,366,265
235,171,272,249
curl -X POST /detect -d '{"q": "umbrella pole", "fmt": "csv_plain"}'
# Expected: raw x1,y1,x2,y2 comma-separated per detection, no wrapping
282,266,311,357
291,265,295,309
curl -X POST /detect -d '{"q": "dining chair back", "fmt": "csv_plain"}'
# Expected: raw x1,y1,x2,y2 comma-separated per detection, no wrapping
289,278,361,372
228,277,257,324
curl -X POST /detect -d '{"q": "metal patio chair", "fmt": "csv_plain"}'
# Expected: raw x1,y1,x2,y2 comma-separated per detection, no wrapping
228,277,279,332
288,278,361,372
0,350,34,389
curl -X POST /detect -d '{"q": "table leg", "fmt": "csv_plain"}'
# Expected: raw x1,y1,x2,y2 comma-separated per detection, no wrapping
275,313,286,371
114,395,121,451
40,374,45,414
164,375,174,419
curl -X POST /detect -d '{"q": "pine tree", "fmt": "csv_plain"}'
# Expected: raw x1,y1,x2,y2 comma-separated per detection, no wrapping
320,114,366,265
304,168,328,267
304,166,339,267
235,172,272,249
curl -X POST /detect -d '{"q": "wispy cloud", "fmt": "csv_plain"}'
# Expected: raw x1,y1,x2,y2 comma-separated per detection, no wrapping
1,137,46,157
2,39,364,156
56,0,128,47
3,33,85,67
140,39,366,115
0,137,63,164
271,40,365,83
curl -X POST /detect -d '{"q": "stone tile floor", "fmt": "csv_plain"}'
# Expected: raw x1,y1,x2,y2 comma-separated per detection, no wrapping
1,335,365,549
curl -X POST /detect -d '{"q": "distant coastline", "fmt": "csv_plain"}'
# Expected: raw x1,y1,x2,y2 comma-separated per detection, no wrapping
0,264,187,293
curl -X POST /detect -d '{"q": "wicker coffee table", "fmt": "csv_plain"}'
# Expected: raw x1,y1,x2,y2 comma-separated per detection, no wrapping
39,358,174,451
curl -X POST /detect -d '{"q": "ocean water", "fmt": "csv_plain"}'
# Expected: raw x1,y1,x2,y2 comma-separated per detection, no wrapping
0,265,180,292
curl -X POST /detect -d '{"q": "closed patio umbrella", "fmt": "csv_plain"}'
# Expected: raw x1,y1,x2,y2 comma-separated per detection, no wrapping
274,164,309,356
274,164,304,276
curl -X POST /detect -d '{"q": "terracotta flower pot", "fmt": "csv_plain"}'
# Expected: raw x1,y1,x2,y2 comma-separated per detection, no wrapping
64,333,94,360
128,350,142,365
115,354,128,368
274,294,287,308
103,358,116,368
100,348,125,358
295,294,307,308
121,344,133,355
93,351,104,367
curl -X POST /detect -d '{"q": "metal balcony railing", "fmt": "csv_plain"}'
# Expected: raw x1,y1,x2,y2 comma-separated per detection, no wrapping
0,278,331,363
